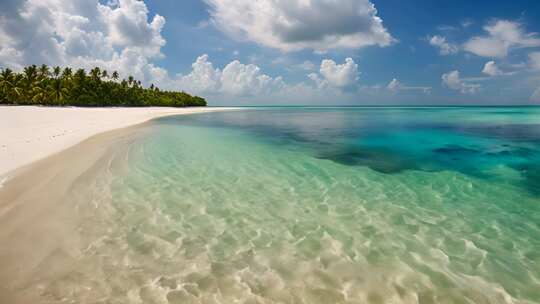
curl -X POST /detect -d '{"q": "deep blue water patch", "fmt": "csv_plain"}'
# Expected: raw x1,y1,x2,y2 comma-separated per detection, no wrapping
159,107,540,196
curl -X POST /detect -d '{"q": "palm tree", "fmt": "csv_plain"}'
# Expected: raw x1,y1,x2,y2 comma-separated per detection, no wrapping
38,64,50,79
73,69,86,83
53,66,61,79
1,68,14,80
32,80,48,104
62,67,73,80
0,68,15,103
0,64,206,107
90,67,101,81
0,69,14,92
112,71,119,81
49,77,68,105
73,69,87,91
23,65,38,83
22,65,38,104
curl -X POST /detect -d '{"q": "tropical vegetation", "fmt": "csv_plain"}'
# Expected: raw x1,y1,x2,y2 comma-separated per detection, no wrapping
0,64,206,107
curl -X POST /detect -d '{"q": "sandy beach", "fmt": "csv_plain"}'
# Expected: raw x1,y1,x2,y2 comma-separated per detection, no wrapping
0,106,233,178
0,106,235,303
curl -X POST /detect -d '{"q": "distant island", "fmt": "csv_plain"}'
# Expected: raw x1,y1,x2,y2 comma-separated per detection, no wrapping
0,65,206,107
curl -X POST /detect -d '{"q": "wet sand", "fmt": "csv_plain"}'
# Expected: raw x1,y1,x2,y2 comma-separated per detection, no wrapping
0,122,147,303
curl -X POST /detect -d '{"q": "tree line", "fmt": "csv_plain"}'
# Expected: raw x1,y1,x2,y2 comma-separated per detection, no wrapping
0,64,206,107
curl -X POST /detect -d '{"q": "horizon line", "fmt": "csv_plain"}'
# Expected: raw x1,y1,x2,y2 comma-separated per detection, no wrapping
209,105,540,108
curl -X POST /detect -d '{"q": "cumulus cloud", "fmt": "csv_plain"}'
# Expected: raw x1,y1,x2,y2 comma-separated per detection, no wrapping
221,61,285,95
317,58,359,88
387,78,431,94
428,35,458,55
175,54,285,96
305,58,360,93
307,73,327,90
174,54,221,94
482,61,503,76
442,70,481,94
173,55,364,103
204,0,395,52
464,20,540,58
0,0,166,84
101,0,166,57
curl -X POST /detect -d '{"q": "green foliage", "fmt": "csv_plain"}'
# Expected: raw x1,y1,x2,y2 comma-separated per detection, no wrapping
0,65,206,107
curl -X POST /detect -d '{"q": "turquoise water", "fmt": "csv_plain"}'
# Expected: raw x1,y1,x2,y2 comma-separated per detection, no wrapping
60,108,540,303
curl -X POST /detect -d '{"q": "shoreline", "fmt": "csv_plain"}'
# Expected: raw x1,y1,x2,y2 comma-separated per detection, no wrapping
0,106,238,302
0,106,236,178
0,121,152,303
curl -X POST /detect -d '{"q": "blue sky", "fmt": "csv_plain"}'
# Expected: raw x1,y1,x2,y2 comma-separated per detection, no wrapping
1,0,540,105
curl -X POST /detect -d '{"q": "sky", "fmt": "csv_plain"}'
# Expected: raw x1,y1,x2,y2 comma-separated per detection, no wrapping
1,0,540,106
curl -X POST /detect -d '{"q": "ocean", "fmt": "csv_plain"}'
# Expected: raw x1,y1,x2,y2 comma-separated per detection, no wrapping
47,107,540,303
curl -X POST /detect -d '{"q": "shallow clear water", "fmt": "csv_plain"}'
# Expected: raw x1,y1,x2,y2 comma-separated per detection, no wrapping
57,108,540,303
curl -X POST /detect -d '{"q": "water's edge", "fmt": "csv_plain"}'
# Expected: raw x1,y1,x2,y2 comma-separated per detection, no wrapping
0,122,150,303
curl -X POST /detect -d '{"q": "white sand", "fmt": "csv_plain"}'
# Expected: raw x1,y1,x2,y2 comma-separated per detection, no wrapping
0,106,234,177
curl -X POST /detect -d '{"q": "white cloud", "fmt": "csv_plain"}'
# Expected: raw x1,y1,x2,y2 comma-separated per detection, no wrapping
387,78,400,91
100,0,166,58
0,47,24,70
428,35,458,55
319,58,359,88
442,70,481,94
221,60,285,95
175,54,285,96
529,52,540,70
204,0,395,52
307,73,327,89
174,55,361,104
173,55,365,102
0,0,166,85
175,54,221,94
387,78,431,94
482,61,503,76
464,20,540,58
464,37,509,58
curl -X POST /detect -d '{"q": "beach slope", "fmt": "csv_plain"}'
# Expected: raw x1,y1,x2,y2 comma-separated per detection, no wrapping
0,106,232,178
